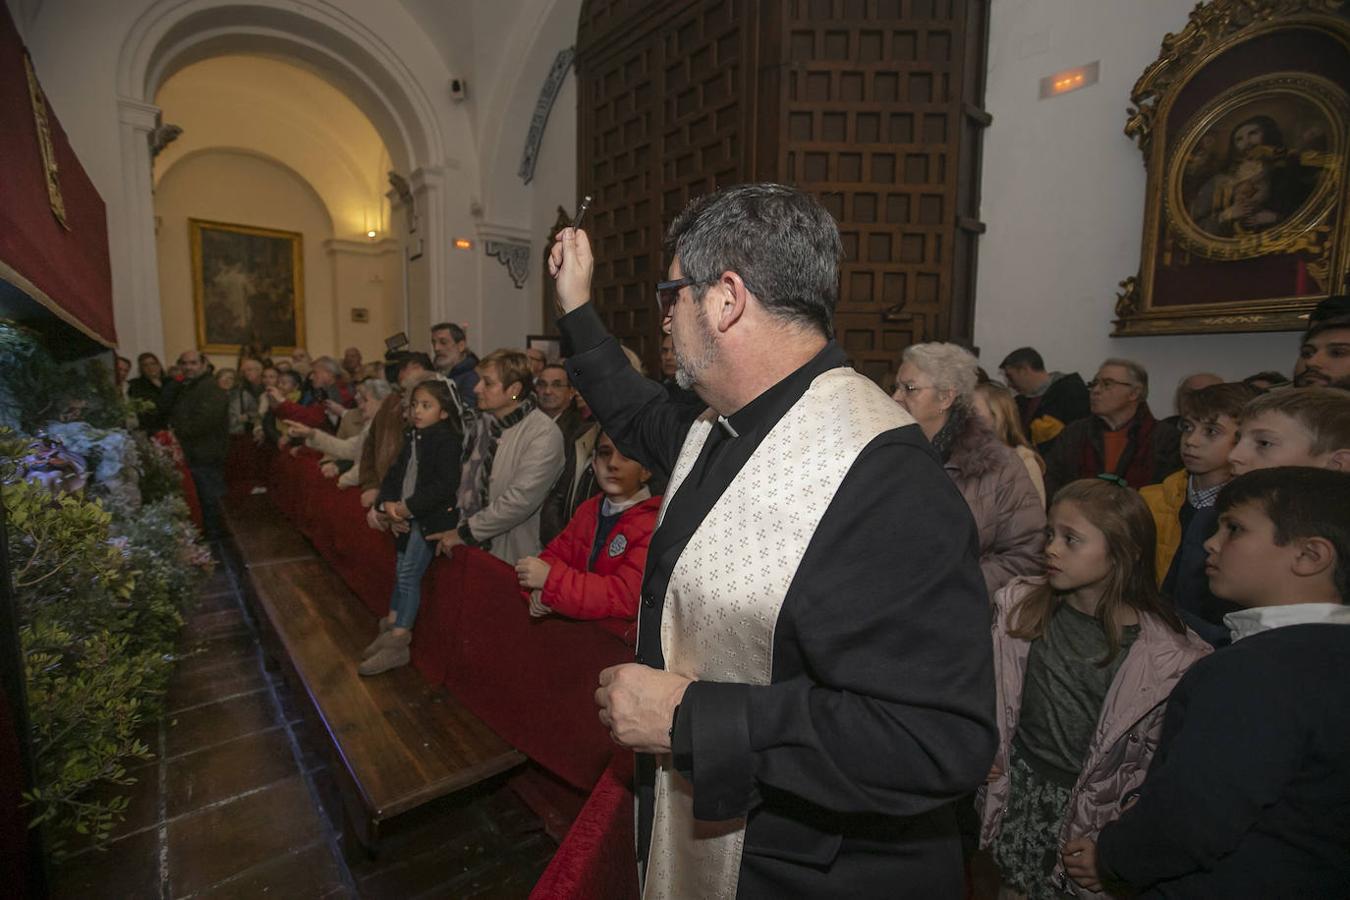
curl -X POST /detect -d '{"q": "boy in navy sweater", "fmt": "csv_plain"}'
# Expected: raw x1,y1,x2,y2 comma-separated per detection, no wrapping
1063,467,1350,898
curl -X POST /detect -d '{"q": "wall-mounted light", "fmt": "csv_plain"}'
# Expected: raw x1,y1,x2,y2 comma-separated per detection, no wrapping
1039,61,1099,100
454,238,473,250
367,229,377,239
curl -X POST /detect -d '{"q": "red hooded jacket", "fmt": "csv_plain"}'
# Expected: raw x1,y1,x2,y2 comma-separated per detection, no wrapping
528,492,662,645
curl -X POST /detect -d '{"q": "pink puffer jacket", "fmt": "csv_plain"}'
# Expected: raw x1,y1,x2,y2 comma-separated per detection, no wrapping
977,577,1211,898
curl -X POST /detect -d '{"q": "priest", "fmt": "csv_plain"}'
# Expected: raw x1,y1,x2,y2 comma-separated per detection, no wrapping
550,183,996,898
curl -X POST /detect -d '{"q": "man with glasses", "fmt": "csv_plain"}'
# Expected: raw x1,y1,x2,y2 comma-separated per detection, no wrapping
549,183,995,898
1044,358,1181,496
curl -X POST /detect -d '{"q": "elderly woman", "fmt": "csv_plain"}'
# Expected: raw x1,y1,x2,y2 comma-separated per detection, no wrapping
285,378,395,488
434,349,564,564
893,343,1045,596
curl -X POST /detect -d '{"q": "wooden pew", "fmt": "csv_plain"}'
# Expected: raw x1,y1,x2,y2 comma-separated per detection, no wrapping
223,494,524,851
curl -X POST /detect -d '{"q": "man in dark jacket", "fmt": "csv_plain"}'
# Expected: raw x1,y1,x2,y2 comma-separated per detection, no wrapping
552,184,996,898
171,350,231,539
431,322,480,408
999,346,1091,450
1043,358,1180,497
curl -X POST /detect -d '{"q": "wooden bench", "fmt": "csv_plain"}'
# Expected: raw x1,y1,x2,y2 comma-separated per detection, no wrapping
223,495,524,851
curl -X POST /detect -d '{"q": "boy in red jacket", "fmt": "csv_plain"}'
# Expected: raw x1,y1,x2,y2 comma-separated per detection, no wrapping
514,432,659,642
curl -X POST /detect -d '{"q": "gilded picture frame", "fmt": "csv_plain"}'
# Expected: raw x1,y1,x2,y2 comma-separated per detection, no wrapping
190,218,305,355
1114,0,1350,337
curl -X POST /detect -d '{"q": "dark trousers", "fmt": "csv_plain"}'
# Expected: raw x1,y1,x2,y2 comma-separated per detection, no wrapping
189,463,226,540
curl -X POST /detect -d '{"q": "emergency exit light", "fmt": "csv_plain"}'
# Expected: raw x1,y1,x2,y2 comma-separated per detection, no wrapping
1040,61,1099,99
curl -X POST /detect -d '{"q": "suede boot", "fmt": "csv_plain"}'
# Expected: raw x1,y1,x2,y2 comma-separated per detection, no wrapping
358,630,411,676
361,617,396,659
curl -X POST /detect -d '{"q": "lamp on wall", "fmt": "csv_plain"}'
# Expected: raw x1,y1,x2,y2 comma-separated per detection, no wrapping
366,229,377,240
1039,62,1099,99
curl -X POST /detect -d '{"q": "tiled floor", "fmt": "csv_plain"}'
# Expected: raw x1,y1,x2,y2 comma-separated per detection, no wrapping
51,544,556,899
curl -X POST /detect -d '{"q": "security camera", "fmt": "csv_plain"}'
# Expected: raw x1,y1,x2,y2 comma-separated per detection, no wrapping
449,78,468,102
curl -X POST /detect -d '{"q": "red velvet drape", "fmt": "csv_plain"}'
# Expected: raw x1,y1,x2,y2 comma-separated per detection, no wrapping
0,6,115,348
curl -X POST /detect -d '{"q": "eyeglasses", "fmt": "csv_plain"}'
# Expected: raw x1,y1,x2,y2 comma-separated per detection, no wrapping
655,276,707,318
534,378,569,390
894,382,934,396
1087,377,1136,391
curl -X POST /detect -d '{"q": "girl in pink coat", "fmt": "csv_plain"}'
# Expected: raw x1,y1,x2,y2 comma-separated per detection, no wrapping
978,478,1210,899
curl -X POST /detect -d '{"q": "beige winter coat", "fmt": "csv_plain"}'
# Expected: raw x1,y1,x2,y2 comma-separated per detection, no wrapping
978,577,1211,897
464,408,565,564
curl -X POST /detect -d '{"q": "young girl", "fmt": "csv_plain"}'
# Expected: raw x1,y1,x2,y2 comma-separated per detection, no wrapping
974,381,1047,507
979,478,1210,899
361,379,462,676
513,432,660,645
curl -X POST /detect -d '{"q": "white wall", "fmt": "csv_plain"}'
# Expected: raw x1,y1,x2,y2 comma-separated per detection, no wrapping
974,0,1292,415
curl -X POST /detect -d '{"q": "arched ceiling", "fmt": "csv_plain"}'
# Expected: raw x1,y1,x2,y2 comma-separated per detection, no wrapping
153,54,392,240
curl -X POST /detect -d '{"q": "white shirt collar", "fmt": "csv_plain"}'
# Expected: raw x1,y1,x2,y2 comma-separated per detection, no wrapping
601,486,652,517
1224,603,1350,642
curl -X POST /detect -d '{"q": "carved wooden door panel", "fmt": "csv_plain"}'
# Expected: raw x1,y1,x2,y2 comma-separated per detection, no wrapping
577,0,989,382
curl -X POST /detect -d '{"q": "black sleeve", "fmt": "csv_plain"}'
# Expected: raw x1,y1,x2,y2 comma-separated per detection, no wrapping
377,437,412,506
559,304,702,478
674,432,998,820
405,430,463,521
1096,650,1306,888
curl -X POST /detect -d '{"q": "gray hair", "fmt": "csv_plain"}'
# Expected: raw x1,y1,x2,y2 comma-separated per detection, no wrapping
902,342,980,403
665,183,842,338
1100,357,1150,400
359,378,394,402
312,356,341,377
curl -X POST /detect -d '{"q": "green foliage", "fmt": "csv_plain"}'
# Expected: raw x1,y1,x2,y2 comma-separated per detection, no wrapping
131,432,181,506
2,426,209,856
0,321,137,433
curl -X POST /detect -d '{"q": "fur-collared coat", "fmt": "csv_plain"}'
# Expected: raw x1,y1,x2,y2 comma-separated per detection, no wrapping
943,414,1047,597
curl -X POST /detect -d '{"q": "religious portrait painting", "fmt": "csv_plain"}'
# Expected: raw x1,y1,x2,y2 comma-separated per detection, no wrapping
1170,75,1338,252
190,219,305,354
1114,0,1350,337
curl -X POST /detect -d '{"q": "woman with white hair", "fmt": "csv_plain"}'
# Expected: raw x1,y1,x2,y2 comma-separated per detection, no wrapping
285,378,395,488
893,343,1046,596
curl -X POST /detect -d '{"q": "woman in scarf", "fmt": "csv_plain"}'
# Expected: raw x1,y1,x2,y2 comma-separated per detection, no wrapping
432,349,564,563
893,343,1046,597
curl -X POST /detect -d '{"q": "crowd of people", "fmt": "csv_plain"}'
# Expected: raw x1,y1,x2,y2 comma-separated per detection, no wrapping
115,181,1350,897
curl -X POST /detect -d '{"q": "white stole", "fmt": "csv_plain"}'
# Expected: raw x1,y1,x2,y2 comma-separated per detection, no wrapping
642,367,913,899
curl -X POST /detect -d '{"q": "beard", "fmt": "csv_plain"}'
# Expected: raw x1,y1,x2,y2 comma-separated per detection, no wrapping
673,310,718,390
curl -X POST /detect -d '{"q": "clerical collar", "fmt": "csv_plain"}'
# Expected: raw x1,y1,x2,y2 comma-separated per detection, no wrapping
721,341,847,439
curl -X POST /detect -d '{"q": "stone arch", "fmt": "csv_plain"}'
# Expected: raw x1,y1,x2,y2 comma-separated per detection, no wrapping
110,0,466,357
118,0,446,172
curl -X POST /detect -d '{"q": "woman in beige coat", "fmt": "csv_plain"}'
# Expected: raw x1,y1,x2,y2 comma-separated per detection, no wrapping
434,349,564,564
893,343,1046,597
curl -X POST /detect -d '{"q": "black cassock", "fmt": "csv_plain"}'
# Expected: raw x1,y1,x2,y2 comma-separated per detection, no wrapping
561,306,997,898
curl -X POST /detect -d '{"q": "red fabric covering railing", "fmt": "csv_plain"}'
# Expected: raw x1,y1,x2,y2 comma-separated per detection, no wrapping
153,432,202,530
234,446,638,896
530,751,638,900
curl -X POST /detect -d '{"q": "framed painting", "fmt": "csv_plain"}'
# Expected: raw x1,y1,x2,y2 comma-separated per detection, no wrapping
190,218,305,354
1114,0,1350,336
526,334,562,363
